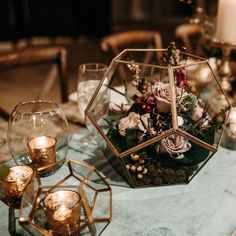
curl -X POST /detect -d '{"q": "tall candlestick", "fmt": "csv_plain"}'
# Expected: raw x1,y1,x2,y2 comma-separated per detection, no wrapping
44,190,81,236
2,166,33,209
27,136,56,170
215,0,236,43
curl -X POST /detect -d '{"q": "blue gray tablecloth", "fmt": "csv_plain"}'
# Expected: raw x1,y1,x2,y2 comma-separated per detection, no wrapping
1,129,236,236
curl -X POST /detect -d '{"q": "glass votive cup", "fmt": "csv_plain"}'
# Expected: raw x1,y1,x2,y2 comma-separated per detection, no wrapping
2,165,33,209
7,100,69,177
44,190,81,236
27,136,57,169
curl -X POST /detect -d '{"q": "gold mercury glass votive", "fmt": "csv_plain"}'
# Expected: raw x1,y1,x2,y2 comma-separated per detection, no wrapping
27,136,57,170
3,166,33,209
44,190,81,236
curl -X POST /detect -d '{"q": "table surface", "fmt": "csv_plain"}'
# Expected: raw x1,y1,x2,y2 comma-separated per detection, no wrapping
1,108,236,236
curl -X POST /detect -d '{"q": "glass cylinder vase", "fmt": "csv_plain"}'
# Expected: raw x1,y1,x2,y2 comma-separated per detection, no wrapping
7,100,69,176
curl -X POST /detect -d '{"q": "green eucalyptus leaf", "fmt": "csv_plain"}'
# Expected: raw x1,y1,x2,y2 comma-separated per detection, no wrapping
184,143,209,164
128,103,144,115
107,128,126,152
158,152,195,166
184,131,214,164
173,156,195,165
125,128,139,148
0,164,10,180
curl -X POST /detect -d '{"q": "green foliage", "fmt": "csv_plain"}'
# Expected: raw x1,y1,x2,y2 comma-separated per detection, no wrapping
128,103,144,115
0,164,9,180
125,128,140,148
178,93,197,117
107,128,126,152
184,131,214,164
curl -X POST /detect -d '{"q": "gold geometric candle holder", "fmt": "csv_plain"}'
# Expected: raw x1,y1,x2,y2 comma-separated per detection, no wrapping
18,159,112,235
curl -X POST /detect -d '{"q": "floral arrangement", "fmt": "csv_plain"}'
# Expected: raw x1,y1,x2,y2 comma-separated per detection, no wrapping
105,42,227,186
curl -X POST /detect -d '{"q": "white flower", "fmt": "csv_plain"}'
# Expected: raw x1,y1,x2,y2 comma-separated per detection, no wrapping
152,82,182,113
137,113,150,131
118,112,150,136
159,134,191,157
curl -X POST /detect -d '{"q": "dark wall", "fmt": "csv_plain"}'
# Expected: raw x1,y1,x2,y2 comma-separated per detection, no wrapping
1,0,210,45
0,0,111,42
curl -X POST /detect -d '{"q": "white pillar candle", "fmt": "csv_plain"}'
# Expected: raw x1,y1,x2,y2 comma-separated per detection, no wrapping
215,0,236,43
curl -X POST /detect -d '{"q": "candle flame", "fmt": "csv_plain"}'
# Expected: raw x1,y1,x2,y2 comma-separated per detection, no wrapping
53,205,71,221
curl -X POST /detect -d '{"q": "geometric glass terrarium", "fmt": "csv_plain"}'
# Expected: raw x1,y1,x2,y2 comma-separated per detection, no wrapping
85,43,230,188
18,159,112,235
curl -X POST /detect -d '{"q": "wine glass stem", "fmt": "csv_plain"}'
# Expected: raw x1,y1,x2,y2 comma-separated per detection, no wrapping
8,208,16,235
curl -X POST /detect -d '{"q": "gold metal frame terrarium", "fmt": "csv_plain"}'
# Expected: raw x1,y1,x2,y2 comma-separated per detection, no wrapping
18,158,112,235
85,47,230,188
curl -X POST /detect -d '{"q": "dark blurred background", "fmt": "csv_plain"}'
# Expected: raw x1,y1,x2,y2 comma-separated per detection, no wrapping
0,0,219,115
0,0,217,46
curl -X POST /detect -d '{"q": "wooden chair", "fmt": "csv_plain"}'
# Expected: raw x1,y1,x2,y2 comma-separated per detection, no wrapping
0,46,68,120
100,30,163,80
101,30,163,56
175,23,202,55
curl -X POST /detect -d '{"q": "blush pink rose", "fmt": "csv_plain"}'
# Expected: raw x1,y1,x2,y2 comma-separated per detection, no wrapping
159,134,191,157
192,106,204,121
152,82,182,113
192,104,209,127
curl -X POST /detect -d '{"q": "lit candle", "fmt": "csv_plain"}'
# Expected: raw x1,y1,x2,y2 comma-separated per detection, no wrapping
215,0,236,44
27,136,56,170
44,190,81,236
2,166,33,209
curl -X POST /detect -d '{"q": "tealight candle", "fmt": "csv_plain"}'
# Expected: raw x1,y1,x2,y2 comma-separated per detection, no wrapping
2,166,33,209
44,190,81,236
27,136,56,170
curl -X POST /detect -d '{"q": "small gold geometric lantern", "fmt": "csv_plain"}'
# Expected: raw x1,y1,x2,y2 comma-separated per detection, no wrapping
85,45,230,188
18,159,112,235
